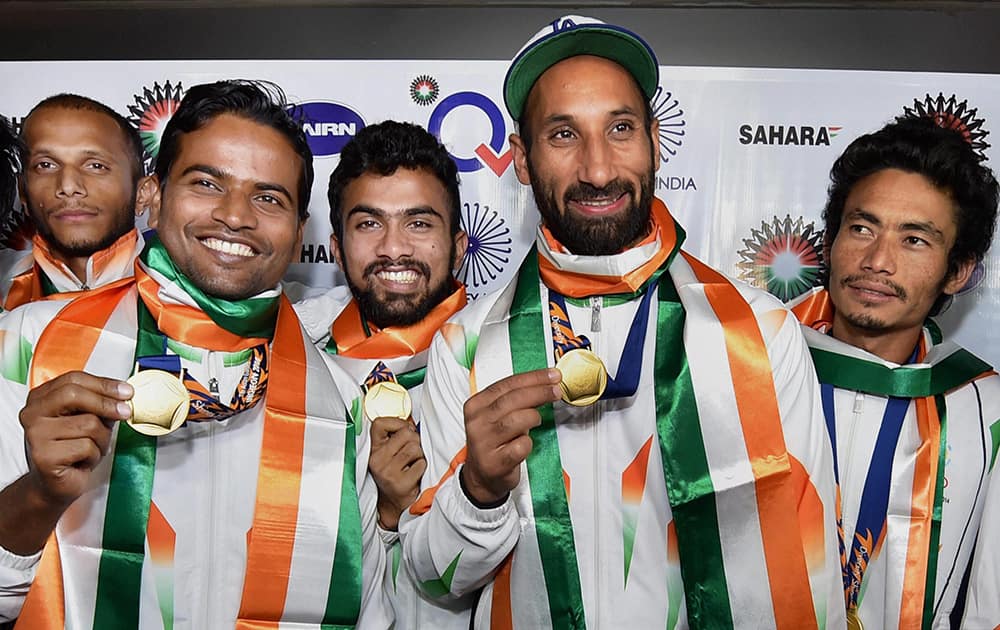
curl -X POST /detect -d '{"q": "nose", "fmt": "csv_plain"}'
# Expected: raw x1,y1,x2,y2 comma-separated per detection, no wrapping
55,166,86,198
374,221,414,260
860,235,895,275
578,134,616,189
211,192,258,231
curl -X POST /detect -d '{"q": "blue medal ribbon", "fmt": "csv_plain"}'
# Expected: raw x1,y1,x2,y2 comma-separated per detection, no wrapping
548,279,658,401
820,346,917,611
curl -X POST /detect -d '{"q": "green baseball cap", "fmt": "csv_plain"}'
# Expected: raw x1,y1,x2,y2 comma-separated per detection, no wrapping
503,15,660,121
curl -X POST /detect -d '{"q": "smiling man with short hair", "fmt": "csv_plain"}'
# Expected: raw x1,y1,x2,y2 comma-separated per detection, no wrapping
295,120,470,629
399,15,844,629
0,80,388,629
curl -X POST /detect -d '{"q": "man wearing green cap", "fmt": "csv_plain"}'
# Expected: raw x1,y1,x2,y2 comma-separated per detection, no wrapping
398,14,844,630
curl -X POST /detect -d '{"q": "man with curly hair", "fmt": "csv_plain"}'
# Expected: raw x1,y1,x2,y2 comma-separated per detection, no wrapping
789,116,1000,628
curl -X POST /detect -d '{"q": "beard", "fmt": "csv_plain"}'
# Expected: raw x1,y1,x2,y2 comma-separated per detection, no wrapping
835,273,911,332
342,245,458,329
527,164,655,257
26,192,136,259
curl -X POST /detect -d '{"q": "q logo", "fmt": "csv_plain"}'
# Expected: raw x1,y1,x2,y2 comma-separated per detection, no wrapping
428,91,513,176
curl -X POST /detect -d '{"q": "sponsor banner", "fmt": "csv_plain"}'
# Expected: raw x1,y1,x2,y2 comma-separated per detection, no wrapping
2,61,999,367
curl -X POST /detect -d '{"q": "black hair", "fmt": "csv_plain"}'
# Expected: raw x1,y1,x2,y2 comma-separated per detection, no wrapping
327,120,461,241
154,79,313,219
823,115,999,314
20,93,144,182
0,115,25,248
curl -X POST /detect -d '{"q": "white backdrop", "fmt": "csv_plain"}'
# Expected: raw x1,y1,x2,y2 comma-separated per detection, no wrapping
2,60,998,366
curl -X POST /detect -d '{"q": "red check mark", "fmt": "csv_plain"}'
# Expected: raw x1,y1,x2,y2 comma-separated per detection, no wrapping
475,143,513,176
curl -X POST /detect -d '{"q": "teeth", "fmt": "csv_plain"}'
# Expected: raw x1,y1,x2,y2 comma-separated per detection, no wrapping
203,238,255,257
377,270,419,283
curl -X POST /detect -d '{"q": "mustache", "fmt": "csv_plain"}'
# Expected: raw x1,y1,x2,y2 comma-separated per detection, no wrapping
563,179,634,204
362,257,432,280
840,274,908,300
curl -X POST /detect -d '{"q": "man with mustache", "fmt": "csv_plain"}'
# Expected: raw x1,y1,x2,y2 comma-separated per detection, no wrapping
398,15,844,629
294,120,469,629
789,116,1000,629
0,80,388,628
1,94,154,310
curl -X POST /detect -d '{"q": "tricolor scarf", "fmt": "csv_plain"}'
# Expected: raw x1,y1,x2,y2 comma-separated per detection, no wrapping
789,287,993,629
3,228,142,310
15,235,362,629
326,282,468,362
416,199,828,629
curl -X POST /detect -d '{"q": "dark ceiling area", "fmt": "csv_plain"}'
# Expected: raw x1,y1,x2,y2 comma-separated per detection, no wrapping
2,1,1000,72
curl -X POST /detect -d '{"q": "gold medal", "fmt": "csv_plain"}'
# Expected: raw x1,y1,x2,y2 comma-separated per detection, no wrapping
126,369,189,436
846,608,864,630
555,348,607,407
363,381,412,421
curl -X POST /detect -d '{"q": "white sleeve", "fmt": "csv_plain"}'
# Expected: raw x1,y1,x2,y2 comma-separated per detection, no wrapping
960,378,1000,629
356,400,393,630
0,306,39,621
397,326,520,600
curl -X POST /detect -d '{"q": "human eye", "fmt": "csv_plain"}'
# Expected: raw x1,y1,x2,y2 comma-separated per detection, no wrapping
32,159,56,171
193,178,221,191
611,120,636,135
355,218,381,231
549,127,577,143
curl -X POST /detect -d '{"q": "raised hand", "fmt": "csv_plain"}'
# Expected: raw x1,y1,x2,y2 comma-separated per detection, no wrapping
460,368,561,506
370,416,426,531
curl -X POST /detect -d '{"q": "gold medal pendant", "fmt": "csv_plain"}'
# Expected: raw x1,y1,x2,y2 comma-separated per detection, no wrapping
846,608,864,630
555,348,608,407
126,369,189,436
363,381,413,421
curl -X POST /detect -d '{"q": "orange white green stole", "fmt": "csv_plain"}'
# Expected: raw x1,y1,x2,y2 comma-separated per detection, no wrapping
3,229,142,310
15,240,362,629
790,286,993,629
415,199,829,629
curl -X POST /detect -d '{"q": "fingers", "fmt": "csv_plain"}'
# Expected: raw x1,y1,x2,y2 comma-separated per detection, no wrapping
24,371,133,423
465,368,561,417
370,428,425,472
370,416,416,444
18,371,132,507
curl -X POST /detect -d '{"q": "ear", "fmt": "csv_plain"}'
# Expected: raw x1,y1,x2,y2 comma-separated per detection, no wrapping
650,116,661,172
134,175,157,217
329,232,344,269
509,132,532,186
942,257,976,296
146,176,163,229
453,229,469,273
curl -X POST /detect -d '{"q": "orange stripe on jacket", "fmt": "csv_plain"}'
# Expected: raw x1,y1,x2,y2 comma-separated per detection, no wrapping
14,535,65,630
236,297,308,628
897,395,941,629
685,252,818,630
410,447,468,517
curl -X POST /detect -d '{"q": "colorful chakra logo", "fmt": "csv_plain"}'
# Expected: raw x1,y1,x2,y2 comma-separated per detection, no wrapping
651,86,685,163
127,81,185,174
458,202,512,289
410,75,440,106
903,93,990,161
736,215,825,302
